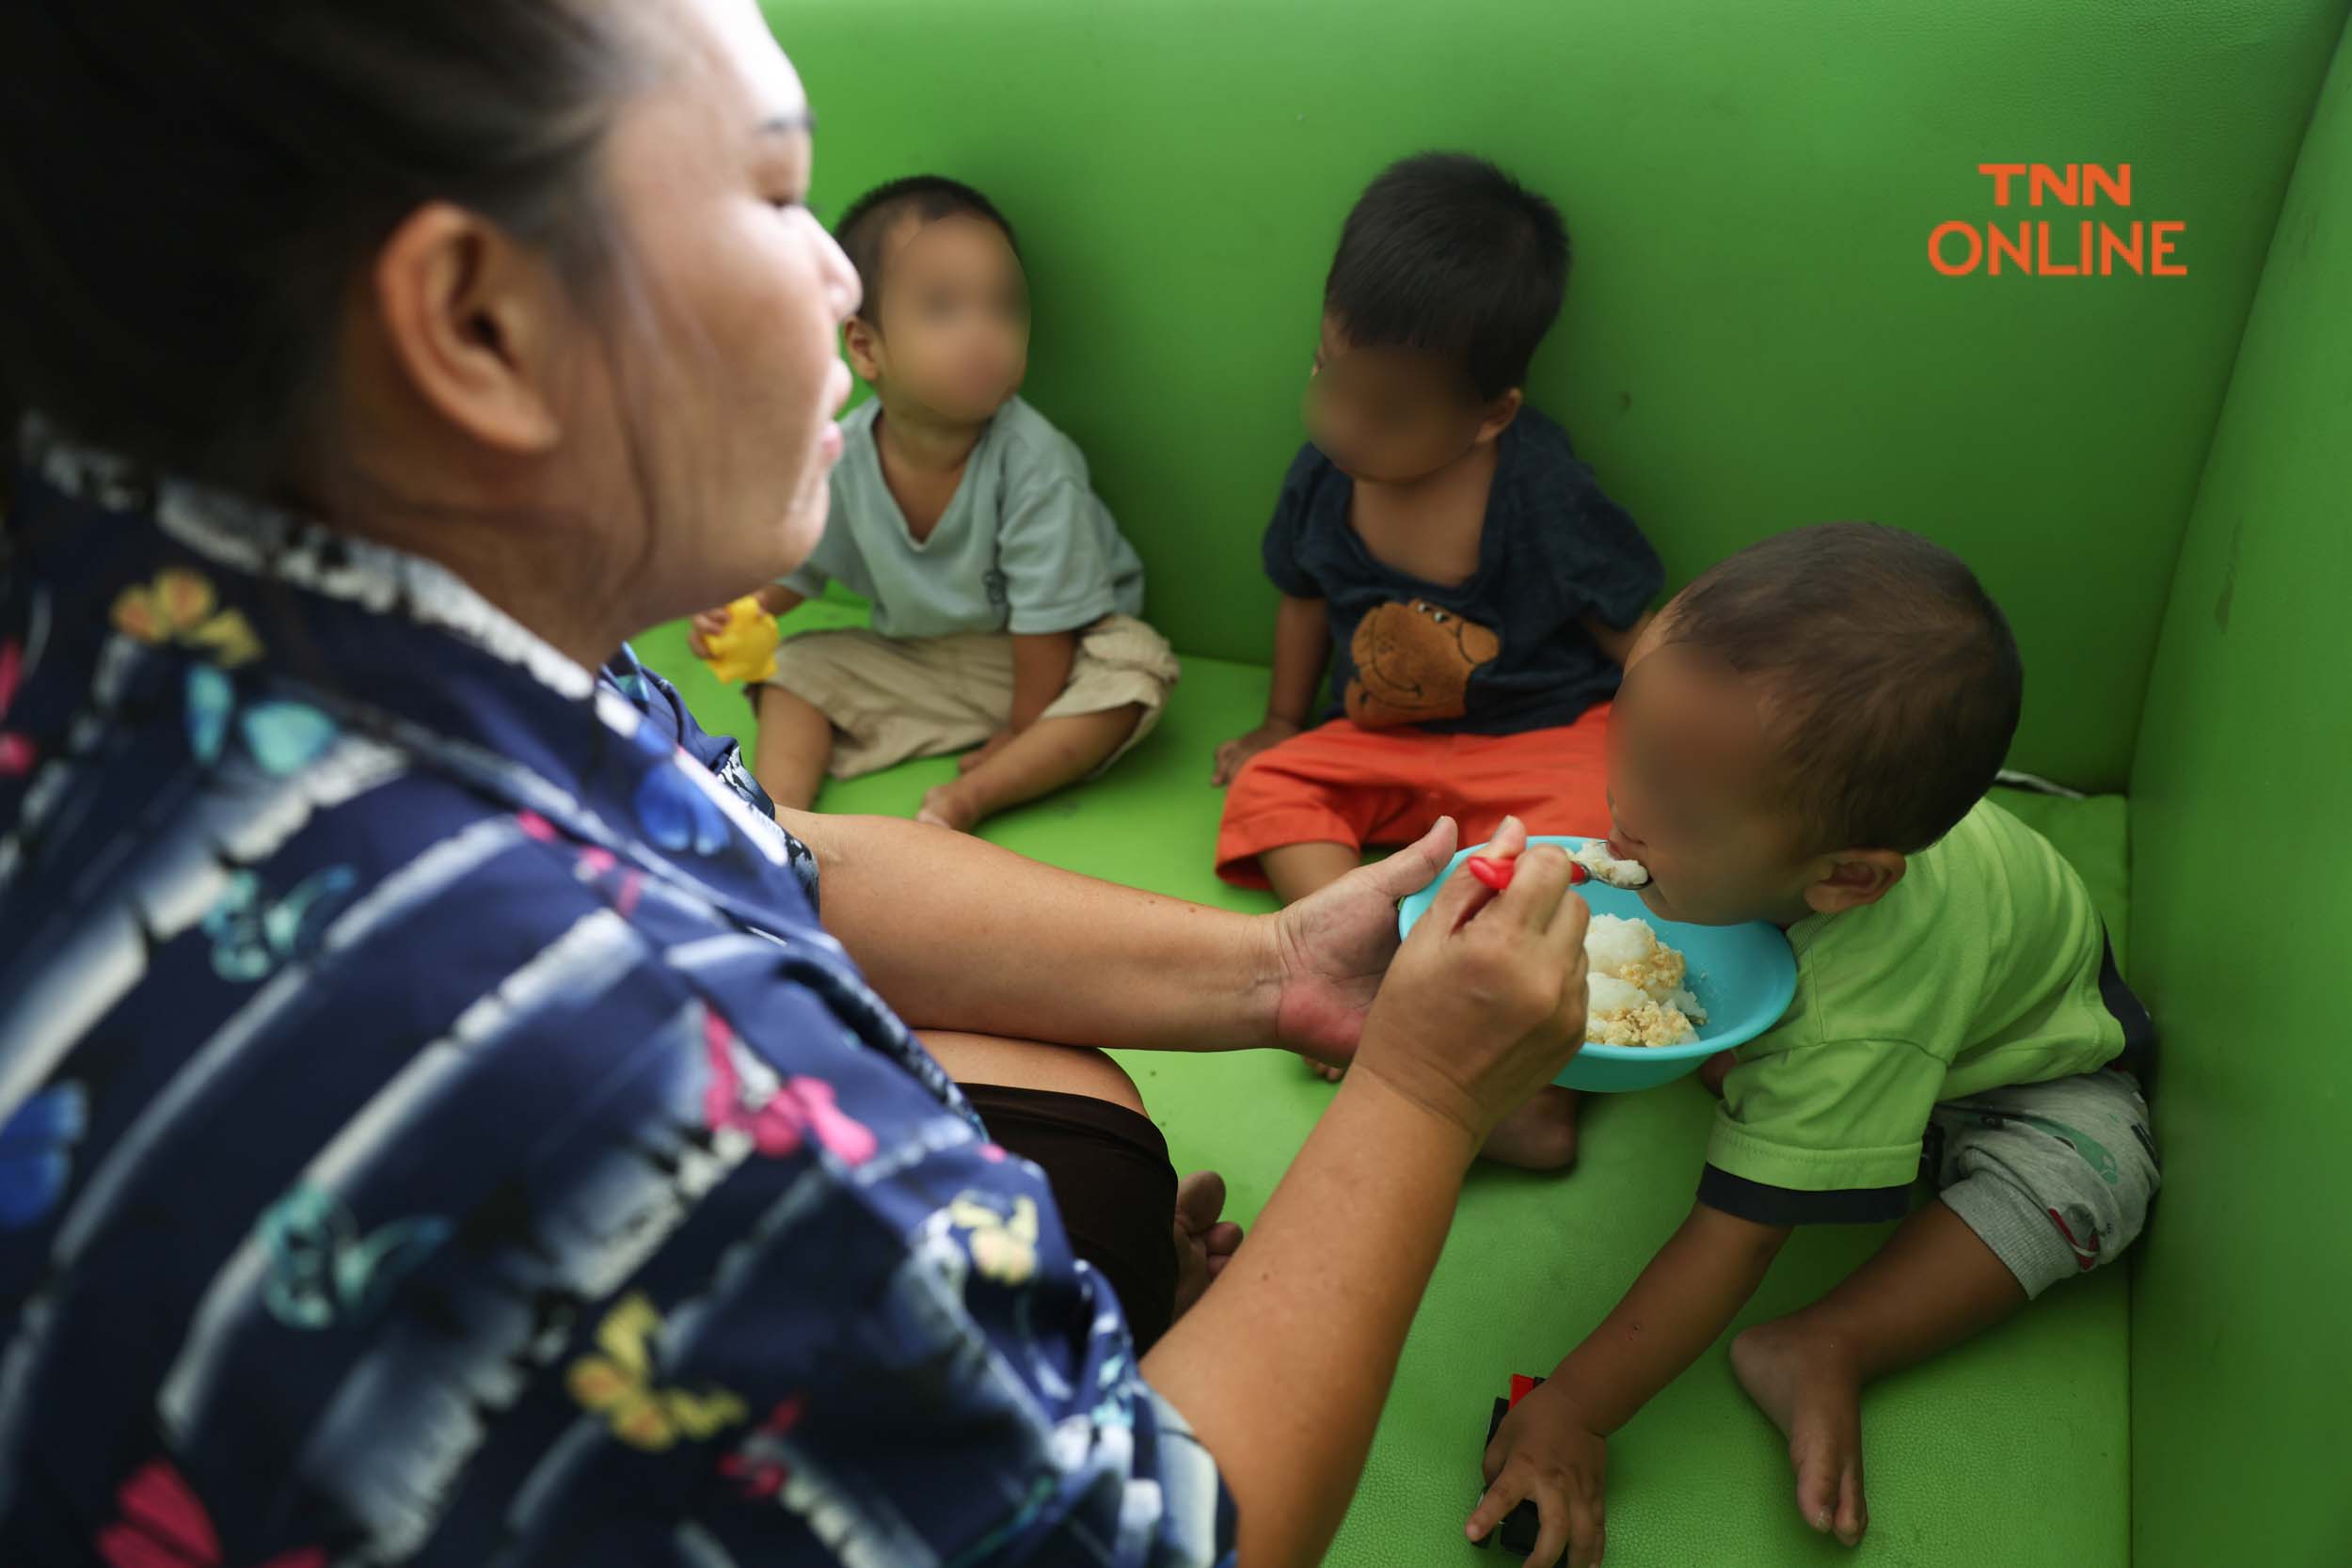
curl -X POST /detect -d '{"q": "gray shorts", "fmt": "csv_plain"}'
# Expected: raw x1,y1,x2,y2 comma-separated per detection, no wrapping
1929,1069,2160,1298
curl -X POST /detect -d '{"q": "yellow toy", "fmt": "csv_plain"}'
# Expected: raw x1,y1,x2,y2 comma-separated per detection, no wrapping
697,595,781,685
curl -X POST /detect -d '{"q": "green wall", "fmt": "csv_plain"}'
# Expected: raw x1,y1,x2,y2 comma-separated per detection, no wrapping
766,0,2341,789
2125,24,2352,1565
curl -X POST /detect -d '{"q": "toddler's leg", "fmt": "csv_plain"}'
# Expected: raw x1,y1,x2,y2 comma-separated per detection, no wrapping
1732,1069,2158,1547
1261,841,1361,905
1476,1085,1582,1170
1730,1200,2019,1546
917,705,1142,832
755,685,834,812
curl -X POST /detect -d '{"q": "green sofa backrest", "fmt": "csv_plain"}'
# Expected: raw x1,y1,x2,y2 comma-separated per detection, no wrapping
2126,24,2352,1566
764,4,2352,1560
770,0,2344,791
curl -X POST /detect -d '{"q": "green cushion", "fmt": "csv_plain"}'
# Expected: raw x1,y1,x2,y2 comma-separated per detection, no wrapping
762,0,2345,791
2122,18,2352,1565
632,618,2131,1568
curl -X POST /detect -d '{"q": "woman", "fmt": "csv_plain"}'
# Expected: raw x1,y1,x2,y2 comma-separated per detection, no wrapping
0,3,1593,1565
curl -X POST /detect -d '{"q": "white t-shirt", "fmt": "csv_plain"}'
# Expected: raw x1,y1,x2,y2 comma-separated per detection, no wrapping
784,395,1147,639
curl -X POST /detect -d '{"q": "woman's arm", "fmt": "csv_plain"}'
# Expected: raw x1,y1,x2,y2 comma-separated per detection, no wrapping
779,809,1454,1062
1142,834,1593,1567
1149,1071,1476,1563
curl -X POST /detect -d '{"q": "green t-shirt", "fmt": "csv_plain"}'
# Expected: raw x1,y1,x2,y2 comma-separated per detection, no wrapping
1703,798,2124,1215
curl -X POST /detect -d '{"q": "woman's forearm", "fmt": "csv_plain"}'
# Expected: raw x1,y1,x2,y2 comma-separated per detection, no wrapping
1141,1070,1478,1568
780,808,1280,1052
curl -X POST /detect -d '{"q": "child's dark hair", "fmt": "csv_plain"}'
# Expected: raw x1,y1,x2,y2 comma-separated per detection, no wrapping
1663,523,2024,854
834,175,1021,325
1324,152,1570,401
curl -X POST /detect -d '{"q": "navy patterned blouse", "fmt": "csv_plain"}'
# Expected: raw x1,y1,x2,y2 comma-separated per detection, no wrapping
0,418,1233,1567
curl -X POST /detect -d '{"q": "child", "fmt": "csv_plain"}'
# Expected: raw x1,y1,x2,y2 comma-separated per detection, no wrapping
695,176,1178,832
1470,525,2159,1567
1213,151,1661,911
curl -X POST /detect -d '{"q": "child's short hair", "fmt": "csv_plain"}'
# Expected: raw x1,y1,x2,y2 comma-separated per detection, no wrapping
1324,152,1569,401
1663,523,2024,854
834,175,1021,324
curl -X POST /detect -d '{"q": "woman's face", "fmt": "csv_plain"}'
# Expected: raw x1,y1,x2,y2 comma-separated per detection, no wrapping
590,0,858,626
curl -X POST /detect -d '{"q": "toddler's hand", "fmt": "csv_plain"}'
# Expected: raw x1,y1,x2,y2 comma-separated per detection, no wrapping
1470,1379,1609,1568
688,605,734,659
1211,719,1302,786
958,730,1013,774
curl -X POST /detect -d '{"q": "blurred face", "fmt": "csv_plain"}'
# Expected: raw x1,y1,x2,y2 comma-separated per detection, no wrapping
1304,316,1503,484
591,0,859,620
850,214,1030,423
1603,616,1821,927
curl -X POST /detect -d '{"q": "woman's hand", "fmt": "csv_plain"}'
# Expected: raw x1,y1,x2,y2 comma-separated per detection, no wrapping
1264,816,1460,1068
1145,817,1591,1568
1348,818,1591,1144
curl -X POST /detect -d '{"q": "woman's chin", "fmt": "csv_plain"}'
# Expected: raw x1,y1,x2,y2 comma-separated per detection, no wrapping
772,489,831,570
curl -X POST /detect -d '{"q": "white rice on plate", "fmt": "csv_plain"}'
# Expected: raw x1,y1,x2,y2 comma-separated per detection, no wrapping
1583,914,1708,1047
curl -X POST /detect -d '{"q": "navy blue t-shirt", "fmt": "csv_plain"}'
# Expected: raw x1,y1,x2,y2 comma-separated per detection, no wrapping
1261,407,1661,736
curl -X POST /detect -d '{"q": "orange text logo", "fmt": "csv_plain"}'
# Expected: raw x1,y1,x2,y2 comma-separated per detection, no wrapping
1931,165,2185,277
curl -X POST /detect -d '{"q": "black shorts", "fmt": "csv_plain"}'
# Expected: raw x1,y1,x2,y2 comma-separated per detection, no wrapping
962,1084,1181,1353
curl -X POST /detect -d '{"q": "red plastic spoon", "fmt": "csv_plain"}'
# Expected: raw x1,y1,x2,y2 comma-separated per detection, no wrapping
1466,854,1586,893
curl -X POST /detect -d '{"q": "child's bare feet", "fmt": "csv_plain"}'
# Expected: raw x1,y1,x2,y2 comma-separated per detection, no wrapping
1731,1317,1870,1546
915,782,984,833
1172,1170,1245,1320
1476,1085,1581,1169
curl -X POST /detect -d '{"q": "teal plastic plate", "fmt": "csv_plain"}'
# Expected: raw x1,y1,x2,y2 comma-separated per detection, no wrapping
1397,836,1798,1091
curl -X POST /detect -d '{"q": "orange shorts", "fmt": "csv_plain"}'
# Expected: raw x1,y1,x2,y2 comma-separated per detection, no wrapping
1215,705,1613,888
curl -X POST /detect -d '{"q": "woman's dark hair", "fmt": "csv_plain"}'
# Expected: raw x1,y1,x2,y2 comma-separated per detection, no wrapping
0,0,643,498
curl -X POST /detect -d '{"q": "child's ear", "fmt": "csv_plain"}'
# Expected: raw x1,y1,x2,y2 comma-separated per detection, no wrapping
1474,387,1524,445
1803,849,1907,915
843,314,883,384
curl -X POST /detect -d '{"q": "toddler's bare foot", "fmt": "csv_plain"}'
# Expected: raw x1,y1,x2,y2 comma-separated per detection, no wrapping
915,782,983,833
1476,1085,1581,1169
1732,1318,1870,1546
1172,1170,1245,1321
1307,1057,1345,1083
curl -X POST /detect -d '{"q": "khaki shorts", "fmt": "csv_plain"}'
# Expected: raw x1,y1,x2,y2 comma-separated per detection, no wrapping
761,614,1180,779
